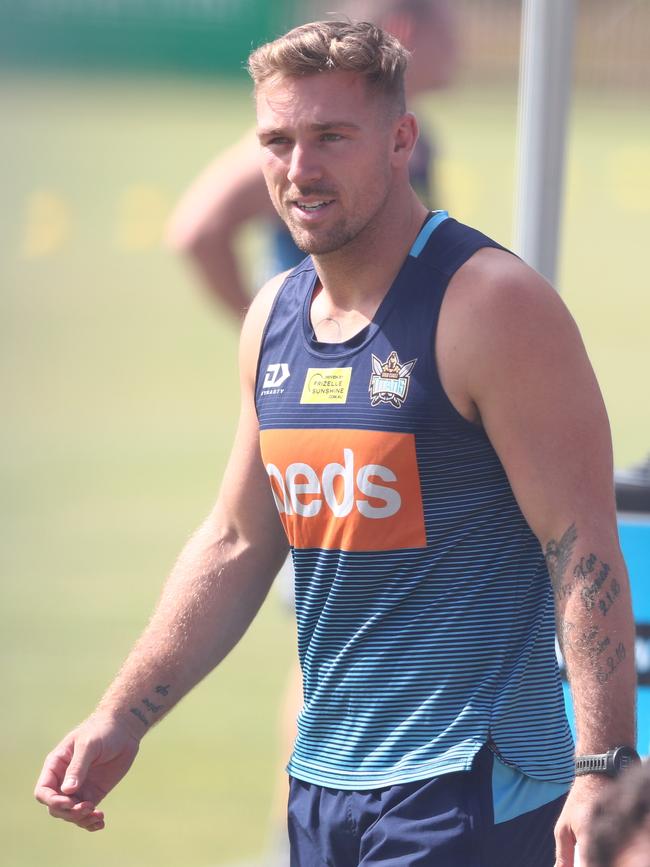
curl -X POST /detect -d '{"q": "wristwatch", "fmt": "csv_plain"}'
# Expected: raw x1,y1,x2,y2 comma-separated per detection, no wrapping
575,746,640,778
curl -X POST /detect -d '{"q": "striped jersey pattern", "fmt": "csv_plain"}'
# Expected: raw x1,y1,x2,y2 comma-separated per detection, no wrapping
255,214,575,789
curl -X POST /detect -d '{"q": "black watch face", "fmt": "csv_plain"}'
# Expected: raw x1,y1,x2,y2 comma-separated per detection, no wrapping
613,746,640,773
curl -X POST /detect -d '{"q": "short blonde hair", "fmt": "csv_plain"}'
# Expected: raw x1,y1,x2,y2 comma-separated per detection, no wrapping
248,20,410,113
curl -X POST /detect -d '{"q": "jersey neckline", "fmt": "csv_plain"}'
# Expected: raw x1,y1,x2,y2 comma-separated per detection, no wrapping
300,211,449,360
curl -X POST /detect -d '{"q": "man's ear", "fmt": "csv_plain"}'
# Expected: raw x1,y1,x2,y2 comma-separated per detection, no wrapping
391,112,419,167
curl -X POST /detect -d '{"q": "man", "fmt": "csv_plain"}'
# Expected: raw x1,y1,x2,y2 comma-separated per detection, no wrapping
584,761,650,867
165,5,458,856
35,20,636,867
165,0,457,317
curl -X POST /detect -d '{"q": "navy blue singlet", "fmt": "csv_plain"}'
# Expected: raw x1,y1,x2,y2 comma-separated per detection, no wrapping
255,213,575,790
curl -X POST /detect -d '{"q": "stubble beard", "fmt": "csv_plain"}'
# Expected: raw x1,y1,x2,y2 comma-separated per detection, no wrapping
281,181,393,258
286,217,358,256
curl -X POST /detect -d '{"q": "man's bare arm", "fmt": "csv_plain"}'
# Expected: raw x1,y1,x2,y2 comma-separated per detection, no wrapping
166,129,276,318
438,248,636,865
34,274,289,831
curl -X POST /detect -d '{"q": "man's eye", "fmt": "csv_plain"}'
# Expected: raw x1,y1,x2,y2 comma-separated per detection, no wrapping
321,133,342,142
267,137,290,146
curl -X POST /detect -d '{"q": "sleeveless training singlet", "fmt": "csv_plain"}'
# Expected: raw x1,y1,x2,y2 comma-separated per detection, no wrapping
254,213,575,790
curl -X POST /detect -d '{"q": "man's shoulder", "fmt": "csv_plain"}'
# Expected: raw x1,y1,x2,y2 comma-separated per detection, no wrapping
449,246,570,325
440,246,581,393
239,269,293,379
436,246,585,430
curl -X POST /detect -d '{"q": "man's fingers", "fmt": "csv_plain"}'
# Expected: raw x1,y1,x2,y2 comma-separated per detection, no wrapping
34,745,74,805
73,806,105,831
60,738,99,794
85,818,106,833
35,784,80,815
554,821,576,867
47,799,84,820
48,804,75,821
48,800,102,828
34,785,66,808
70,801,97,819
46,793,79,811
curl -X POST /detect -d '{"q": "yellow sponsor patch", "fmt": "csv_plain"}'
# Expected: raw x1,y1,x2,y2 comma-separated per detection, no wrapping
300,368,352,404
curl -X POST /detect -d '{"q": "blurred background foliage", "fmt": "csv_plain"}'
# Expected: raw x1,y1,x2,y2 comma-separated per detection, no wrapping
1,0,649,87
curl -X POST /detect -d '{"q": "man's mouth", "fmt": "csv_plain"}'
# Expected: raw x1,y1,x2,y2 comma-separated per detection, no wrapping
290,197,336,213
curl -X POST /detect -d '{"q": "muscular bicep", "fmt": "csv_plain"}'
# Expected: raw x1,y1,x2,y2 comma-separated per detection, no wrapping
444,249,618,546
212,387,288,567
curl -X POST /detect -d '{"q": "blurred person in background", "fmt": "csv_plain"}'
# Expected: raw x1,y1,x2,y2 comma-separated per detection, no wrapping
584,761,650,867
165,0,458,319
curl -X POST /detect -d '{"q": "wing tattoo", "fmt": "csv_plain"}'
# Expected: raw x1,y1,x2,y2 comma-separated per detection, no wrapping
544,523,578,590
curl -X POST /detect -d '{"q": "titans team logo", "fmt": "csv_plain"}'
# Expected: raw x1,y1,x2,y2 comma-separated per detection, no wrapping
369,351,416,409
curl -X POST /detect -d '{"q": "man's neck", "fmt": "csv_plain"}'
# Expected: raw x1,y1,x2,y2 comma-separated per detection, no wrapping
310,191,429,315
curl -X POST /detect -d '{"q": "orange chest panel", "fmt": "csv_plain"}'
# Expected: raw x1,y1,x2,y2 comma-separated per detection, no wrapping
260,427,426,552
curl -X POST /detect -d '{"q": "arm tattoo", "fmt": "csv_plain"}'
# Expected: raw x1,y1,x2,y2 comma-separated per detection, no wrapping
129,685,171,728
573,553,597,581
596,641,627,683
560,620,627,685
130,707,150,728
549,523,627,684
581,560,611,610
545,523,578,592
546,525,620,618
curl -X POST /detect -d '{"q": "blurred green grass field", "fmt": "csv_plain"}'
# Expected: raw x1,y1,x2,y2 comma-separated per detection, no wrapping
1,72,649,867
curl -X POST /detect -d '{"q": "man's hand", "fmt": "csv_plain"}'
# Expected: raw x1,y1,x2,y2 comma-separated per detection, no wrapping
554,775,611,866
34,712,140,832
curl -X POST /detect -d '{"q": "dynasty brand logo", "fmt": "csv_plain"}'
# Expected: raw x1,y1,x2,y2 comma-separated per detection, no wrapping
369,351,416,408
261,362,290,395
260,428,426,552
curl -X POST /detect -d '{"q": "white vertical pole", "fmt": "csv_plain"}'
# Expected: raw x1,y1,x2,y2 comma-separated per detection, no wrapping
513,0,577,289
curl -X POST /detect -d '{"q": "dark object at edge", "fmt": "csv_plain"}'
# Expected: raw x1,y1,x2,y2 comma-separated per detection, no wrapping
615,455,650,513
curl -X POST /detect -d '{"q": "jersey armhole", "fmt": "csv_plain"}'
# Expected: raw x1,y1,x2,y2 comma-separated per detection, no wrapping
426,240,518,438
252,267,304,401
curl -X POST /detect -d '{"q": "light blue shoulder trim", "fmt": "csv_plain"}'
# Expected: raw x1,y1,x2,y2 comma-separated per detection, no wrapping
409,210,449,257
492,755,571,825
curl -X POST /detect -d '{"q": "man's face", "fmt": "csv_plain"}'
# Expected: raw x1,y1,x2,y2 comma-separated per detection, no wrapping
256,71,397,255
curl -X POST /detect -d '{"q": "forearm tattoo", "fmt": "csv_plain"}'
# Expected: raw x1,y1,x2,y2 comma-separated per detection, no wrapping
545,523,578,596
130,707,149,728
546,524,627,685
130,683,170,729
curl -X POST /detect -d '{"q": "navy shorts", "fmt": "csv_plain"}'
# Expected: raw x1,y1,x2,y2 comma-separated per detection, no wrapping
287,746,569,866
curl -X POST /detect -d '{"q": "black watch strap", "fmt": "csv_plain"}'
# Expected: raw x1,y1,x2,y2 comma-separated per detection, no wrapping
575,746,640,778
575,753,611,776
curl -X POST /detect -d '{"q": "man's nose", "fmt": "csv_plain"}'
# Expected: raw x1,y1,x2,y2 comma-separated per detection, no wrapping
287,143,322,186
